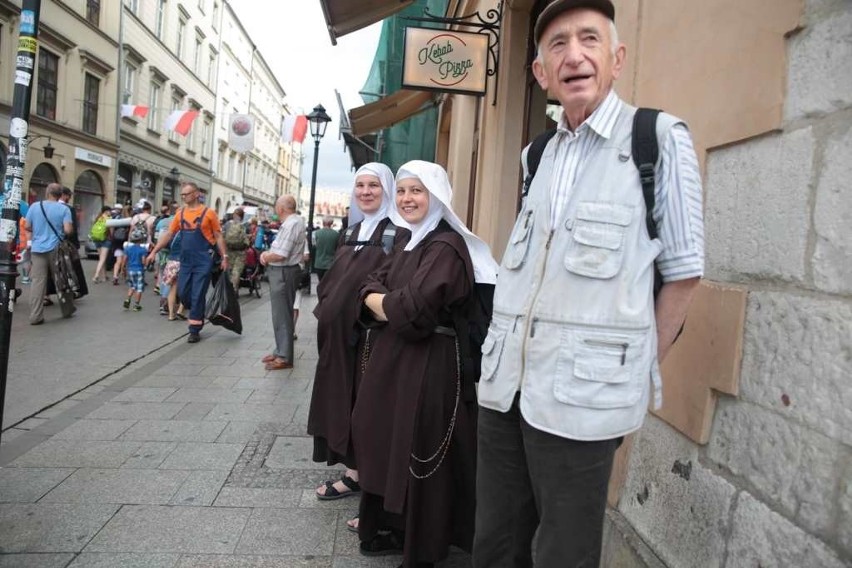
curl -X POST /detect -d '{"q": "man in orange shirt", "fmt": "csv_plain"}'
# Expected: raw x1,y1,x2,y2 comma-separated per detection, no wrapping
147,182,228,343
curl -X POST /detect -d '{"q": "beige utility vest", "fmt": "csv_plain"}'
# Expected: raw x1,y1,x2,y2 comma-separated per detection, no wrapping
478,104,683,441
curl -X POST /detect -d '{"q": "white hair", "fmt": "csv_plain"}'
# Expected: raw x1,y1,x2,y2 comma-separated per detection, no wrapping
534,19,620,60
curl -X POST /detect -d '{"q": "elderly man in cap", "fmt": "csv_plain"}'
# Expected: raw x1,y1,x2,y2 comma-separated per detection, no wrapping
473,1,704,566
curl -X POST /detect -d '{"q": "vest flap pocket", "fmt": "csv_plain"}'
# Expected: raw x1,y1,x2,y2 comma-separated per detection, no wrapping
572,223,623,250
504,210,534,270
480,328,506,382
576,202,633,226
553,332,645,409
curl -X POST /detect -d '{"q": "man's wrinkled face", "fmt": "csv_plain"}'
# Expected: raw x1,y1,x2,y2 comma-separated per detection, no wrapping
533,8,624,124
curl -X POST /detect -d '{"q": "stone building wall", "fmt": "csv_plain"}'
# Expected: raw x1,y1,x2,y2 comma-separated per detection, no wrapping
615,1,851,566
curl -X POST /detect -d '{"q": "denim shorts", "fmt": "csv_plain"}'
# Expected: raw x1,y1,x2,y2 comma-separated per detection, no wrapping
94,240,110,249
126,270,145,293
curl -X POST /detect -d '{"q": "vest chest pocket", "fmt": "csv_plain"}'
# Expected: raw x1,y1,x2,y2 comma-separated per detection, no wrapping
564,202,633,279
503,210,534,270
553,331,646,409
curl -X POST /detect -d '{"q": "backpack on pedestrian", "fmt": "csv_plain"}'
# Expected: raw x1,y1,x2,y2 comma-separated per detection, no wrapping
89,216,108,241
129,215,149,243
224,220,248,251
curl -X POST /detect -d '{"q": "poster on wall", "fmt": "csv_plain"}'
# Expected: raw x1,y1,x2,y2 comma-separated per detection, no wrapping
229,114,255,153
402,27,489,96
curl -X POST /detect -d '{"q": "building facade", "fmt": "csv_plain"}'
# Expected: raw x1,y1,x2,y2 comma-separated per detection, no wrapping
326,0,852,564
0,0,120,240
117,0,218,211
242,52,284,208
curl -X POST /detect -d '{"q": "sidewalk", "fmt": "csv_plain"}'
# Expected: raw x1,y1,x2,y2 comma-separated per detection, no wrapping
0,288,471,567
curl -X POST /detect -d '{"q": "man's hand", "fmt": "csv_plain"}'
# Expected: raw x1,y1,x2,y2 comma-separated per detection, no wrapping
220,257,229,271
259,251,268,266
144,252,156,266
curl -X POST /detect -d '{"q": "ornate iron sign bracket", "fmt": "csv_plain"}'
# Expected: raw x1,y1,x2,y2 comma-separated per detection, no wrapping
404,1,503,105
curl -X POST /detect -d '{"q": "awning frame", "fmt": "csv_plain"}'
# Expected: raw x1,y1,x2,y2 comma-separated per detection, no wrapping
319,0,415,45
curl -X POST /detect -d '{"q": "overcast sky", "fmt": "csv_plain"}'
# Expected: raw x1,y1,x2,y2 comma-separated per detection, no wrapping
229,1,381,197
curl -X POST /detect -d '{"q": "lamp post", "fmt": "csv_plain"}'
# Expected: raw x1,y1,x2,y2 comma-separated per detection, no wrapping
305,104,331,295
1,0,41,445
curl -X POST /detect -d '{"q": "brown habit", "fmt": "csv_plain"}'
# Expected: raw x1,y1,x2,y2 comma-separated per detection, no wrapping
307,218,407,466
352,221,478,565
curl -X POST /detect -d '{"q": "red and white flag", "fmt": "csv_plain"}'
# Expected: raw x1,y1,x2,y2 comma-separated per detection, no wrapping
120,104,149,119
281,115,308,144
164,109,200,136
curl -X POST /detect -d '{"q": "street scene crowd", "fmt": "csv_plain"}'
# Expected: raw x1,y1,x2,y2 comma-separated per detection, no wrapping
5,2,707,567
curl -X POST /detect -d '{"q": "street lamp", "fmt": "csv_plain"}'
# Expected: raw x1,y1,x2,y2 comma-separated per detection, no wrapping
305,104,331,294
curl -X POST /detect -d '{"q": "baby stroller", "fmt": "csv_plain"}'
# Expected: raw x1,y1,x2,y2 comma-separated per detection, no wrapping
240,247,263,298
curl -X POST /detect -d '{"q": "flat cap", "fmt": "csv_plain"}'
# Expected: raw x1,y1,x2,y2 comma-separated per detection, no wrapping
534,0,615,44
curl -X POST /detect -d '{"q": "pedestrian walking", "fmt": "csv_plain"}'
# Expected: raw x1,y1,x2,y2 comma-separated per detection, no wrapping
308,164,406,512
351,161,498,567
59,187,88,299
472,2,704,566
223,207,250,291
258,195,305,370
311,216,338,282
147,182,228,343
90,205,112,283
24,182,73,325
122,236,148,312
111,205,131,285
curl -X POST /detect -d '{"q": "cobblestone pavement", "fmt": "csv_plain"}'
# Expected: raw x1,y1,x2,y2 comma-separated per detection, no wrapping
0,283,472,567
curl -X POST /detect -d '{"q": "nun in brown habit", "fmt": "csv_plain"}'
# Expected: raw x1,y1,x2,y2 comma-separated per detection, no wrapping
352,160,499,568
308,163,407,504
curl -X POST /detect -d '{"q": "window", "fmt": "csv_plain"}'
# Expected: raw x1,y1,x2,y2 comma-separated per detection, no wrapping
217,148,225,177
169,96,181,143
176,18,186,58
124,0,139,14
155,0,166,39
37,50,59,120
212,2,219,30
227,153,235,183
123,63,136,103
186,105,199,151
148,82,161,131
86,0,100,26
219,99,228,130
198,0,205,13
82,73,100,135
201,119,211,159
208,49,217,87
194,35,203,75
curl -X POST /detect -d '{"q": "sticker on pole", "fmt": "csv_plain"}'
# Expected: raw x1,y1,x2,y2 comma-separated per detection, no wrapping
20,10,36,34
18,37,37,53
0,219,17,245
15,71,31,87
9,118,28,138
16,55,34,70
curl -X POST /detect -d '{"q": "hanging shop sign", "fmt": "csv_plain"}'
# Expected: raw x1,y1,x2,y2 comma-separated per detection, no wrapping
402,27,489,96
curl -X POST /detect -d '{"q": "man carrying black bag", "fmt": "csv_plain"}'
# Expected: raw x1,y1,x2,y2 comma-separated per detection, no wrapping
206,276,242,335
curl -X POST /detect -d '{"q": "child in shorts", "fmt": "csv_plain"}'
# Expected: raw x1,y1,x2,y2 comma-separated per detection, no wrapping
123,237,148,311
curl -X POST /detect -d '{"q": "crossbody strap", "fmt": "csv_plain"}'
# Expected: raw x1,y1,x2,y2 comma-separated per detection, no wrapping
39,202,64,242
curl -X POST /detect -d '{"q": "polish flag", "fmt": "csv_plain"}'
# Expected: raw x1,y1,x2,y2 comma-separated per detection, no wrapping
120,104,149,119
281,115,308,143
164,110,200,136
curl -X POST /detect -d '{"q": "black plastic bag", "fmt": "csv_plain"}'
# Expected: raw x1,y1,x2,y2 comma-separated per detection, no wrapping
206,276,242,334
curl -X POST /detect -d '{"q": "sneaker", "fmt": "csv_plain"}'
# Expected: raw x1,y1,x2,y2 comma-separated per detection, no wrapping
21,276,31,285
132,304,143,312
153,285,160,295
123,298,131,310
113,277,119,286
159,306,168,316
187,332,201,343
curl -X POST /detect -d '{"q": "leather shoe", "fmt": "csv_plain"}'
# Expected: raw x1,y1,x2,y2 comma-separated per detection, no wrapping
261,354,277,363
264,359,293,371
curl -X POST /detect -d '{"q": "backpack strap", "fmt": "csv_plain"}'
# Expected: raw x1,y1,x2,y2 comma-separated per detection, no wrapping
380,223,396,254
632,108,661,240
521,128,558,200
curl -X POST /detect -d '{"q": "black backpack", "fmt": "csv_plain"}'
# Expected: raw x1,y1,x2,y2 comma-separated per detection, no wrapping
523,108,666,297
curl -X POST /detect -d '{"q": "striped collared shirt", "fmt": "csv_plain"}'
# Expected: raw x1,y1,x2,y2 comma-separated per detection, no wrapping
547,90,704,282
268,213,306,267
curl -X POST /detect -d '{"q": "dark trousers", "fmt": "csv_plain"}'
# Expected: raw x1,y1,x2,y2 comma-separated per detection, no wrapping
472,395,619,568
178,257,212,331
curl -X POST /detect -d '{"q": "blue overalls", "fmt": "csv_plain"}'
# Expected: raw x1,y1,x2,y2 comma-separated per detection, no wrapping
177,207,213,334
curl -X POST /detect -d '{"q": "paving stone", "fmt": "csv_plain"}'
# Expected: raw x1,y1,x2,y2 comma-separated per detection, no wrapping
150,364,204,377
159,443,243,470
232,378,284,391
265,437,319,470
169,470,230,507
165,388,252,404
88,402,186,421
209,376,243,389
204,403,298,423
202,364,272,378
235,508,337,556
16,418,49,430
0,553,75,567
68,553,180,568
112,388,178,403
212,487,301,508
53,420,137,441
179,356,238,367
331,558,401,568
176,556,330,568
10,440,143,469
0,468,75,503
40,468,189,505
245,390,279,404
122,442,179,469
85,505,250,554
173,403,216,421
332,510,363,557
215,421,261,444
121,420,228,443
0,428,26,444
0,503,119,552
136,375,219,389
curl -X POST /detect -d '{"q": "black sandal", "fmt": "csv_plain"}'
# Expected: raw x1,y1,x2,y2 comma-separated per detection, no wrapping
359,530,404,556
316,474,361,501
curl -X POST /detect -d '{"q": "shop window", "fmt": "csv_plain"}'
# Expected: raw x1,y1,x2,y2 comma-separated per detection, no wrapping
37,50,59,120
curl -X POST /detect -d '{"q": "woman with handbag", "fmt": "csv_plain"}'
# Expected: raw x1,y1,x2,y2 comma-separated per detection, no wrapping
351,161,499,567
